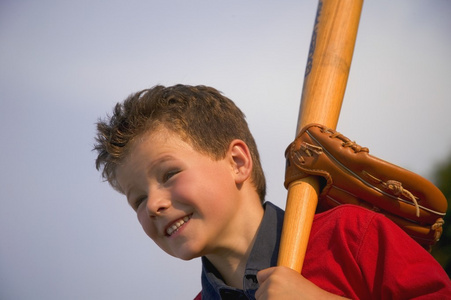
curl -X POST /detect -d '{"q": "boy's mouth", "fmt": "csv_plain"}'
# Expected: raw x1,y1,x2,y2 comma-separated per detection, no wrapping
166,214,192,236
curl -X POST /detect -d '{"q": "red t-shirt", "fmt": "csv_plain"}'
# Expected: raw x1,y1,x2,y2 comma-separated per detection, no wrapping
195,204,450,299
303,205,450,299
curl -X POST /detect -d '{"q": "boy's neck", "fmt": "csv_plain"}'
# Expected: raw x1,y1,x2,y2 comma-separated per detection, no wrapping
205,195,264,289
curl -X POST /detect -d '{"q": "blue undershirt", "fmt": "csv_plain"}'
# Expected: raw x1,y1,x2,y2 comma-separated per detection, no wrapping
200,202,284,299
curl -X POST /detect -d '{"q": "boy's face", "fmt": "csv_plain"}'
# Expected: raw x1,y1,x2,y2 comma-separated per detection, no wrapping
116,127,244,260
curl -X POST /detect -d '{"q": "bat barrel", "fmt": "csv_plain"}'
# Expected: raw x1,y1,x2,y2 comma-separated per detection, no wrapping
277,0,363,272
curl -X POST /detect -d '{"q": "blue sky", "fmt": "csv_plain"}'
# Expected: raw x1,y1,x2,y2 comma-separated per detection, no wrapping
1,1,450,299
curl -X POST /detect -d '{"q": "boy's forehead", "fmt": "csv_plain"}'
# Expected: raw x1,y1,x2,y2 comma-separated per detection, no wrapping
139,125,188,146
117,128,187,176
124,125,199,163
123,124,218,168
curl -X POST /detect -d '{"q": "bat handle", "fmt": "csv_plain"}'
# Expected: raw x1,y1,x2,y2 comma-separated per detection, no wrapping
277,177,319,271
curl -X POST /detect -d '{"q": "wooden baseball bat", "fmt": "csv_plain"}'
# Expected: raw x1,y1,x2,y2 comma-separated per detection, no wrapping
277,0,363,272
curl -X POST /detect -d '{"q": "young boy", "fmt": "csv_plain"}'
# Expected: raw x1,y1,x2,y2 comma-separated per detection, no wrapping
94,84,451,299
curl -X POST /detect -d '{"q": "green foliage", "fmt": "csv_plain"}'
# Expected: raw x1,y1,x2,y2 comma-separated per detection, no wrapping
431,155,451,277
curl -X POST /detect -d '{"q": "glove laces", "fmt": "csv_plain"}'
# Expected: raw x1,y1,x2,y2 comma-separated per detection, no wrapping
386,180,420,217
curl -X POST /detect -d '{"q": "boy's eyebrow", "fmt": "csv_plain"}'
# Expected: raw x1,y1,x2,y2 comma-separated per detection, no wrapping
146,154,176,173
124,154,177,200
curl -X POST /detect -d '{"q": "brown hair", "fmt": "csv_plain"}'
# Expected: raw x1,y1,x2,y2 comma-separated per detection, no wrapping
94,84,266,201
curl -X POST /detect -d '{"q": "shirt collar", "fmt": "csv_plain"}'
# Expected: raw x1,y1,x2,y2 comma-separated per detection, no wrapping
200,202,284,299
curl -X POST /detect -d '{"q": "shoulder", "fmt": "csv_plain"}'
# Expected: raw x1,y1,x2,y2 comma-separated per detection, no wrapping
312,204,381,233
305,204,451,298
311,204,419,250
315,203,379,219
309,204,419,262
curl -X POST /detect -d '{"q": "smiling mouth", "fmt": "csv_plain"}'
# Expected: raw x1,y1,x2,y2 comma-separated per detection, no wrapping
166,214,192,236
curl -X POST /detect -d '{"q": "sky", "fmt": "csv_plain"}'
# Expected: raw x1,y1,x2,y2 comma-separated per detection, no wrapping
1,1,450,299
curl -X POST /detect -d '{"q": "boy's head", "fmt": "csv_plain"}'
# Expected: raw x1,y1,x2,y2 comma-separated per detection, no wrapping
94,84,266,201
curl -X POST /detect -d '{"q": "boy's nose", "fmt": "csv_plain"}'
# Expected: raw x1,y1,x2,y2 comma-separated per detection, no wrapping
146,192,171,217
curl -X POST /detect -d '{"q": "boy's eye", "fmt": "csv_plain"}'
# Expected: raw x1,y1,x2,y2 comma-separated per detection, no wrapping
133,196,147,211
162,170,180,183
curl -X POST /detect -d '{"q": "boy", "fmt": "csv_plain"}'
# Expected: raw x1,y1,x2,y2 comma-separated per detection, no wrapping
94,84,451,299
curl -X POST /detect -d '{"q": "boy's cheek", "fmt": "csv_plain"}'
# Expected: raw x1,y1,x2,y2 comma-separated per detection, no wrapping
137,209,157,239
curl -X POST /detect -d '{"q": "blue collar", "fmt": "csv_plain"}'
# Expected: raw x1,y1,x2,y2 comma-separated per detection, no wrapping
200,202,284,299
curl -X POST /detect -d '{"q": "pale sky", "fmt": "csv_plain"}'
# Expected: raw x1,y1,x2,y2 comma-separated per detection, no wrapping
1,1,450,299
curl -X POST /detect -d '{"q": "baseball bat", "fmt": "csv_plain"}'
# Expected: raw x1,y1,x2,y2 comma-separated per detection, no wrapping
277,0,363,272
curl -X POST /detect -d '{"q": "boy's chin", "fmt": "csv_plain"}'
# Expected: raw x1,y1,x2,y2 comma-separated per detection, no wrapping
170,252,201,261
176,254,199,261
164,248,202,261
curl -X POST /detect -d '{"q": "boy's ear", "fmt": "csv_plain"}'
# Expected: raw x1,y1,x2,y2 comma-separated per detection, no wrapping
228,139,253,184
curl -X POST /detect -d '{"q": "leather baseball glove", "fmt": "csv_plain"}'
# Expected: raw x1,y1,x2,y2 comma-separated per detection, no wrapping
284,123,447,251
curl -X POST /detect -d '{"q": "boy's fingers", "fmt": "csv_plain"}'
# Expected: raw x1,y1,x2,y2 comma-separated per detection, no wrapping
256,267,276,300
256,267,303,300
256,267,277,284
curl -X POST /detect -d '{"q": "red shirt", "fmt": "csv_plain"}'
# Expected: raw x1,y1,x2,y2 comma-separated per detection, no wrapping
303,205,450,299
196,203,451,299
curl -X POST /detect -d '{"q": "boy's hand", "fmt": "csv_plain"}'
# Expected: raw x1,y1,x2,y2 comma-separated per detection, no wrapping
255,266,347,300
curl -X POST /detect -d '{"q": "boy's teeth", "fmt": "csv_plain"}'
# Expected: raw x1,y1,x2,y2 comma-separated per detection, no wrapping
166,215,191,236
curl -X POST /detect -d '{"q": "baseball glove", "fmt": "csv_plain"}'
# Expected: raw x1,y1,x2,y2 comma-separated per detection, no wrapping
284,123,447,251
